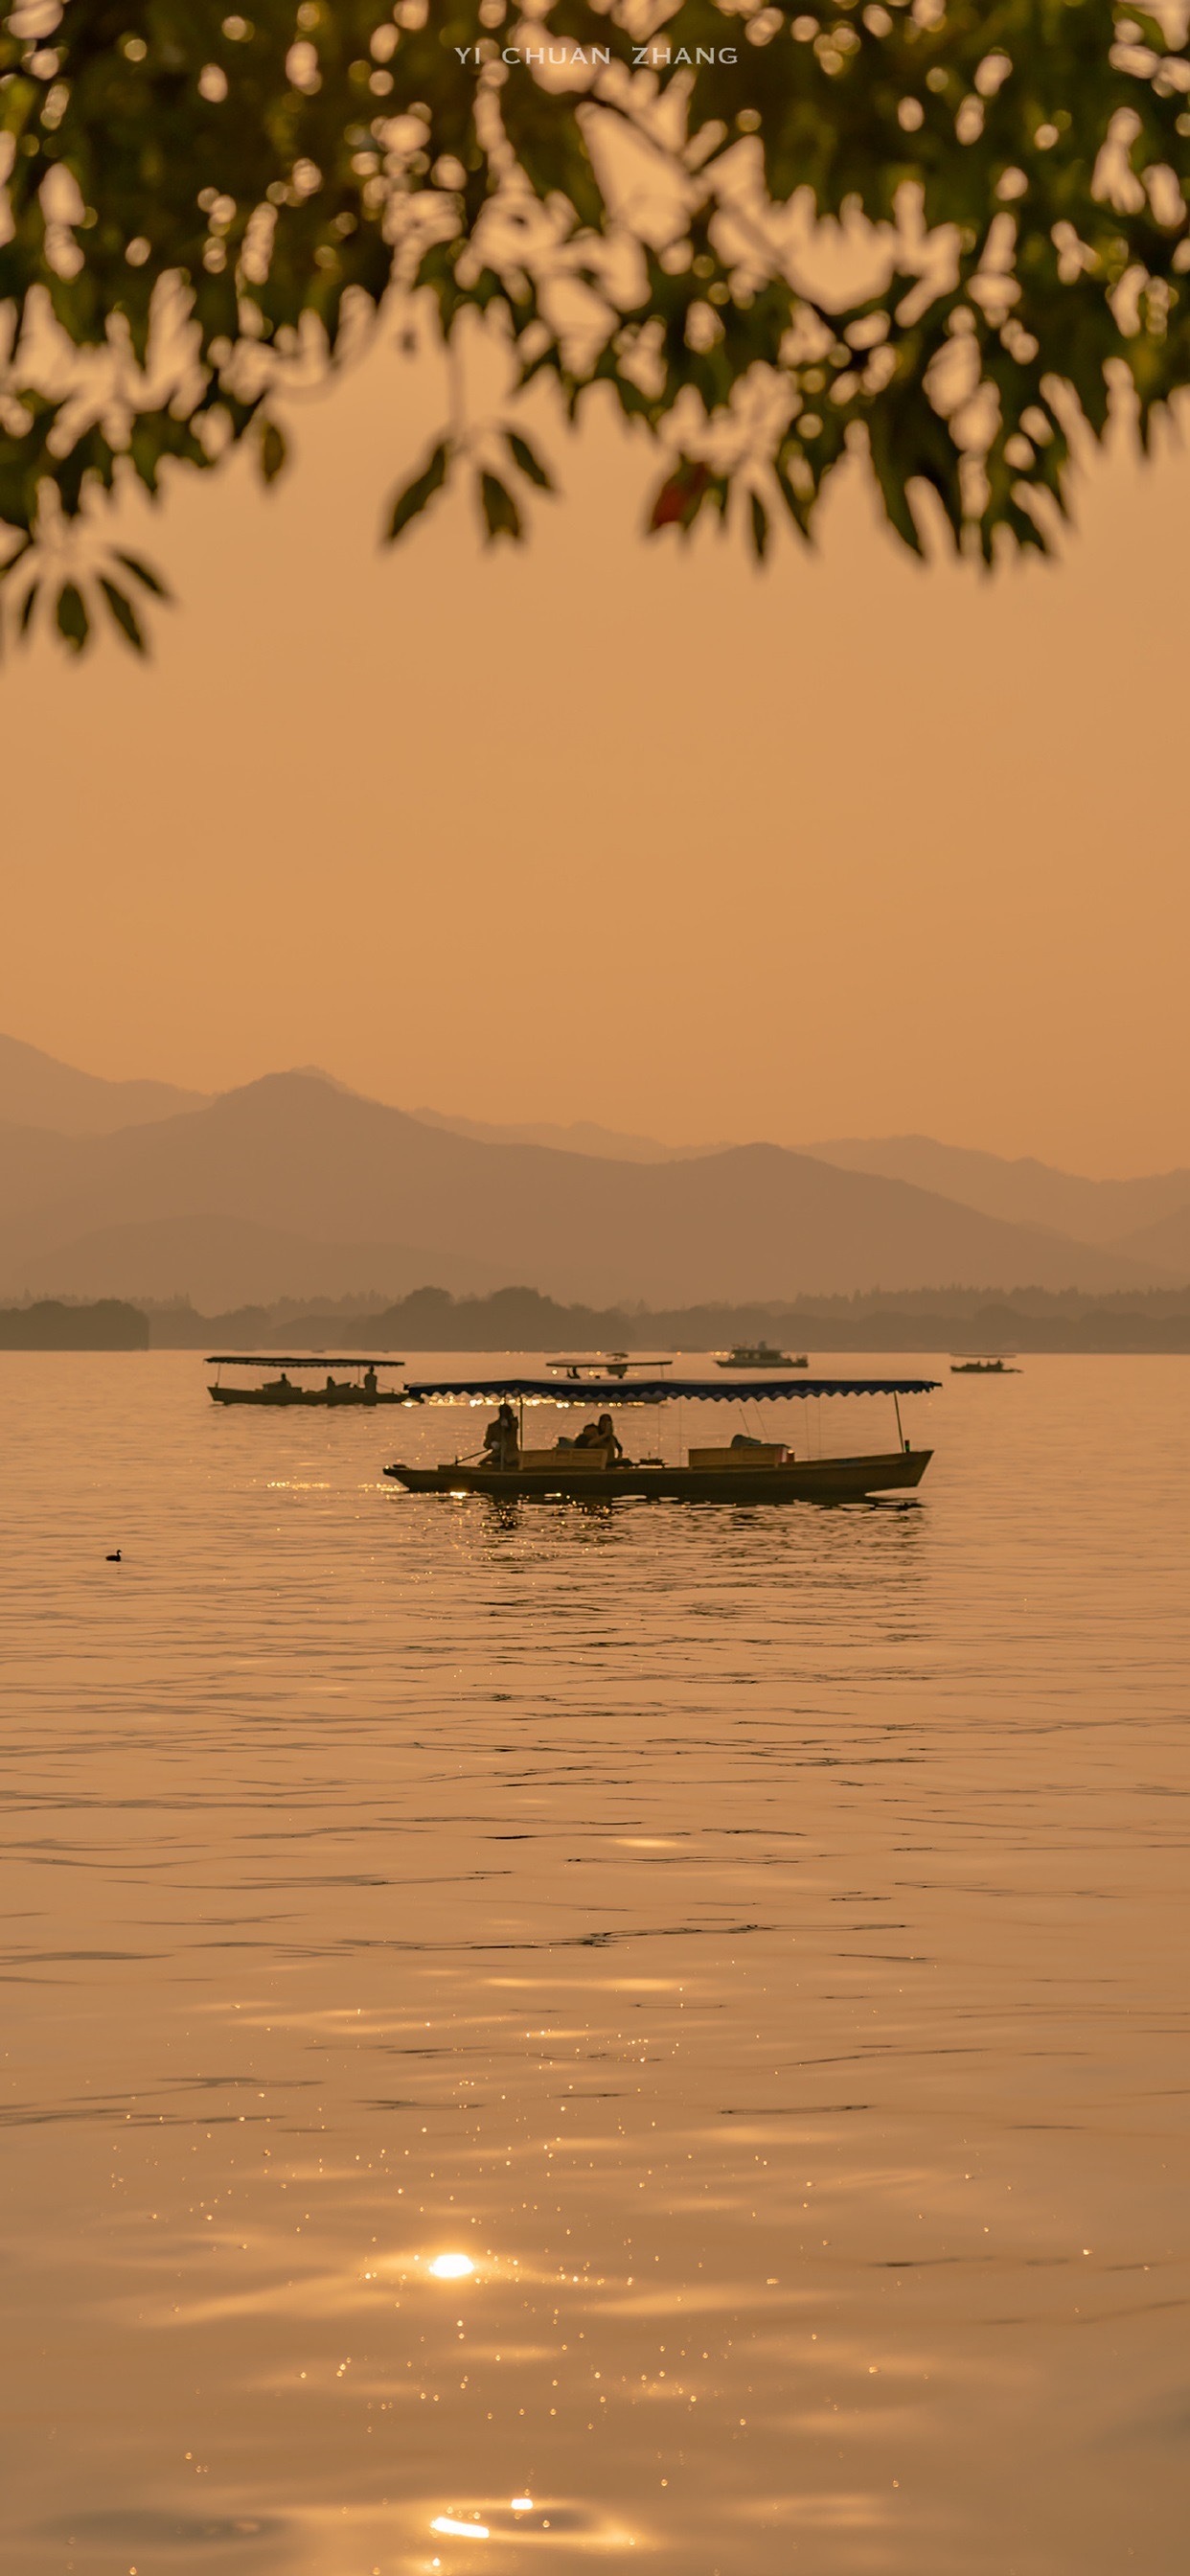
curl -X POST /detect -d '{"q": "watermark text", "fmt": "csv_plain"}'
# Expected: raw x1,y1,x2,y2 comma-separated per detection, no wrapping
453,43,739,70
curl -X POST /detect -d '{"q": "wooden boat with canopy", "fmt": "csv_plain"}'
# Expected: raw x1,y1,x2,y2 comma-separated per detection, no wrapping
383,1372,939,1504
208,1355,405,1406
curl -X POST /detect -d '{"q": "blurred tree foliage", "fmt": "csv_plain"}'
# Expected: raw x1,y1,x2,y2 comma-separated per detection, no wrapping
2,0,1189,648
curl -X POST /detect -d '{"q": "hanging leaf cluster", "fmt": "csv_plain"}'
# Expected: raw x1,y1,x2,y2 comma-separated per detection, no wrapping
3,2,1190,647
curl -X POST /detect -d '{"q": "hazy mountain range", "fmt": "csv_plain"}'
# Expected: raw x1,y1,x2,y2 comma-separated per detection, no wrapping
1,1033,1187,1307
409,1106,722,1163
0,1030,206,1135
802,1134,1190,1256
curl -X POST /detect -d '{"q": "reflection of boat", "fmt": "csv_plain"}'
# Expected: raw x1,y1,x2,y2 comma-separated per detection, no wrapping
384,1371,938,1505
950,1356,1020,1374
716,1345,808,1369
208,1355,404,1406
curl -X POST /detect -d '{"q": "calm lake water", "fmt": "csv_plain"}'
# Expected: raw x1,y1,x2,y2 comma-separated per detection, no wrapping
3,1353,1188,2576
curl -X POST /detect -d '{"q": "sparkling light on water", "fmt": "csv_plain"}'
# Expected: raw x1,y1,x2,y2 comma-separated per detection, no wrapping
3,1352,1189,2576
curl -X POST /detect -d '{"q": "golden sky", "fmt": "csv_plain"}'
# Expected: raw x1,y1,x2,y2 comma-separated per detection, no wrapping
3,327,1186,1178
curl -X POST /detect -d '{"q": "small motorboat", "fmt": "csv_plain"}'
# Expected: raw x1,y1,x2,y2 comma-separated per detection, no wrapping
716,1345,808,1370
950,1356,1020,1375
208,1355,405,1406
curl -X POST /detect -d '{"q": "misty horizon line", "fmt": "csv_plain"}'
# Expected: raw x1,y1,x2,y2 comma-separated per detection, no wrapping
9,1282,1190,1319
8,1279,1190,1358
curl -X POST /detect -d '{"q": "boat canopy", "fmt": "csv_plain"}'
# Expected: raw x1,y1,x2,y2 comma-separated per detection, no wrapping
206,1354,403,1368
401,1374,940,1405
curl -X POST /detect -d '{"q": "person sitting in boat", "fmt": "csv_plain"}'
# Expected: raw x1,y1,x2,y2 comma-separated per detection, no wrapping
363,1366,378,1398
572,1413,623,1460
481,1402,519,1469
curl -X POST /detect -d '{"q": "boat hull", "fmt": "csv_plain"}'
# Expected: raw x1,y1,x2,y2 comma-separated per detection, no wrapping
383,1448,932,1505
210,1385,403,1407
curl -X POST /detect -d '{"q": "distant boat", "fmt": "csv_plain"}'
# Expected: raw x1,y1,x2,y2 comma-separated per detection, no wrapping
208,1355,405,1406
548,1353,674,1383
950,1356,1020,1375
716,1345,808,1370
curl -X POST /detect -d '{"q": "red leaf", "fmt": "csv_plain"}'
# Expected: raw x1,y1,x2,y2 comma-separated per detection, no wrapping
649,460,711,531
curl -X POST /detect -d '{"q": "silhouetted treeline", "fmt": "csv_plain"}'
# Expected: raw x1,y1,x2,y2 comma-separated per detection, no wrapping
0,1299,149,1349
143,1283,1190,1354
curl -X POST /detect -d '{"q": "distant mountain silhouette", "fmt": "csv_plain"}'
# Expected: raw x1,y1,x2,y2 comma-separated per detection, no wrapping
8,1032,1188,1262
1110,1203,1190,1275
0,1031,207,1134
0,1070,1173,1305
412,1107,718,1162
806,1133,1190,1246
415,1118,1190,1249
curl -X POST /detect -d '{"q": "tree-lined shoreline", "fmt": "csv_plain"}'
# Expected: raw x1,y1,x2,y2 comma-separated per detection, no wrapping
8,1286,1190,1354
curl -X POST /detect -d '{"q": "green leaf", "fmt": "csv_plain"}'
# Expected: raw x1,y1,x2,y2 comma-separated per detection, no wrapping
259,418,288,486
112,550,172,602
55,582,89,654
478,470,523,545
384,440,451,544
748,492,769,564
98,577,146,655
503,429,555,493
773,454,813,544
18,579,39,636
